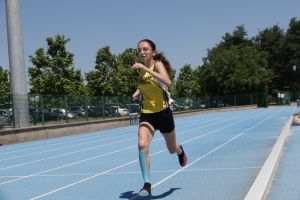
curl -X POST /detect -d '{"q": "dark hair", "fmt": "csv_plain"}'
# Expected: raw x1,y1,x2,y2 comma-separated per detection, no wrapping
138,39,172,74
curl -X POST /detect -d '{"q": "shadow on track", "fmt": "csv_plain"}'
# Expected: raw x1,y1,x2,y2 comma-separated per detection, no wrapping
119,188,181,199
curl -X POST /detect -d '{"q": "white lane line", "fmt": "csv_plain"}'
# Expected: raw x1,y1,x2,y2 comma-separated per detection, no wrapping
129,109,283,200
0,108,273,186
0,110,263,170
0,109,260,155
0,113,202,151
0,128,136,155
0,109,259,154
28,109,280,199
28,149,165,200
0,145,138,186
0,137,137,171
0,111,243,162
0,131,135,162
244,116,293,200
0,114,245,179
0,167,261,178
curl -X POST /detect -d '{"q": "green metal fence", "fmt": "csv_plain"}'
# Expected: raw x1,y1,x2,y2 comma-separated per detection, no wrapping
0,92,280,129
257,92,268,108
276,91,290,106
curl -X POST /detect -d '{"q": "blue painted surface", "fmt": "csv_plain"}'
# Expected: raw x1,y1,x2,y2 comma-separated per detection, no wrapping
0,107,299,200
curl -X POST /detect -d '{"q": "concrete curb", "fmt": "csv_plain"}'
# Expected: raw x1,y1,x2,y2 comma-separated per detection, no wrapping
244,116,293,200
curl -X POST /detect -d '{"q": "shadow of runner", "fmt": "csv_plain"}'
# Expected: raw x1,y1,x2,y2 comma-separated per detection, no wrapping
119,188,181,199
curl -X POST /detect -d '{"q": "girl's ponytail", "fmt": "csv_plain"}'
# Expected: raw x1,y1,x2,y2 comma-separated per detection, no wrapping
154,53,172,75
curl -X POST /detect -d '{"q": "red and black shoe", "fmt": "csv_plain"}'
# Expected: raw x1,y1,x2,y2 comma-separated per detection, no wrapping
178,145,187,166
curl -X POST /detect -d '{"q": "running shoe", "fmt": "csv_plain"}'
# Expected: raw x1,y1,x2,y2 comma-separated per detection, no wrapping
178,145,187,166
139,182,151,196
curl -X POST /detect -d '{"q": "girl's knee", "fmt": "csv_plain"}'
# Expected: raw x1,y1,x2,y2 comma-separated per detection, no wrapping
138,140,150,150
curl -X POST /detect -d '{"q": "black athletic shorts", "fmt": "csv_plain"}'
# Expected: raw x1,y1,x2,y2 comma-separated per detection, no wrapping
139,107,175,133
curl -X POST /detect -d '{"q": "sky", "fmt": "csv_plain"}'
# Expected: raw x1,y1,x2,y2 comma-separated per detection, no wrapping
1,0,300,85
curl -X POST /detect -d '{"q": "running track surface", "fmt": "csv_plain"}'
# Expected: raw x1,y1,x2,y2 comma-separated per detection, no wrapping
0,106,299,200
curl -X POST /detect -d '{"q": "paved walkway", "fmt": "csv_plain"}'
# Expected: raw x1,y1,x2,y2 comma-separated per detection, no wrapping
265,124,300,200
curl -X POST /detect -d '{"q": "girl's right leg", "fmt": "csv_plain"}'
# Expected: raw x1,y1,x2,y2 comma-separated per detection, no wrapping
138,122,155,196
162,129,187,167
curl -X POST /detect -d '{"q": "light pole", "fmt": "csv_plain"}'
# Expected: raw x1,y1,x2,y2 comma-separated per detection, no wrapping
5,0,30,128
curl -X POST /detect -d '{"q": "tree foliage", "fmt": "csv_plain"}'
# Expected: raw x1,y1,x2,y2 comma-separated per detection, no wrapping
0,66,11,108
85,47,142,96
175,64,198,97
221,25,253,49
253,25,285,93
0,66,10,94
202,44,272,95
28,35,85,95
283,17,300,91
24,17,300,99
168,69,177,96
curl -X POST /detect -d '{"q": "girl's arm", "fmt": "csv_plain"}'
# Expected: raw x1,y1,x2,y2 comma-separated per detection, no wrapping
132,62,172,86
132,88,140,101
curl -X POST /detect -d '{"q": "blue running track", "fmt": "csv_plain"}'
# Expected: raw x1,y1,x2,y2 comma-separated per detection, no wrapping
0,106,299,200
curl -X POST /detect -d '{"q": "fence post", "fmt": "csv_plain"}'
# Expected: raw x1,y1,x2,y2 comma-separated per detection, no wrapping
40,95,45,126
10,94,15,128
102,96,105,119
64,95,68,123
84,95,88,121
234,95,236,106
199,97,201,109
128,96,132,114
33,111,36,126
116,96,119,118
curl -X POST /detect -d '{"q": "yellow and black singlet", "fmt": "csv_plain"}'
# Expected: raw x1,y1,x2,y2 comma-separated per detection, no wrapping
138,64,169,114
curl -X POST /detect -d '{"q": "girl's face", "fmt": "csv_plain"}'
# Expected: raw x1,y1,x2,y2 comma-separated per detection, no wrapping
137,42,156,63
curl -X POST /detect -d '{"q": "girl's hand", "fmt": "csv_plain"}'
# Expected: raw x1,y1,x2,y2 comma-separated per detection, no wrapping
132,90,140,101
132,63,146,71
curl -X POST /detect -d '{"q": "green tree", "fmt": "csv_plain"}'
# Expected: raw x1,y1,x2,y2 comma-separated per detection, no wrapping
202,45,272,95
0,66,11,108
114,48,142,96
85,46,116,96
28,35,85,95
175,64,196,97
253,25,285,93
168,69,177,96
221,25,253,49
192,65,205,97
283,17,300,91
0,66,10,94
87,47,167,97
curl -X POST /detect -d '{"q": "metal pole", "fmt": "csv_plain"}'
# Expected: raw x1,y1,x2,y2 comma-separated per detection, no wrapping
234,95,236,106
102,96,105,119
40,95,45,126
64,96,68,123
5,0,29,127
84,96,88,121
